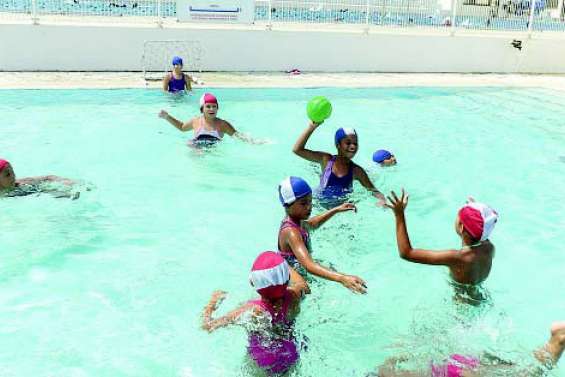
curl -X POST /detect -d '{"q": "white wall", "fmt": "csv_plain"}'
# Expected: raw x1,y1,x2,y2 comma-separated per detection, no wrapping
1,22,565,72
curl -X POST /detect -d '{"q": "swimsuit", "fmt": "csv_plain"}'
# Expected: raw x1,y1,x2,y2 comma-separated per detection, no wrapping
167,73,187,93
316,156,353,205
431,354,480,377
4,183,42,197
190,117,223,145
278,217,311,269
247,292,299,375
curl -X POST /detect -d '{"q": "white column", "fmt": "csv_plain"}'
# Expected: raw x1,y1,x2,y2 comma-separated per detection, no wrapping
528,0,536,33
557,0,564,21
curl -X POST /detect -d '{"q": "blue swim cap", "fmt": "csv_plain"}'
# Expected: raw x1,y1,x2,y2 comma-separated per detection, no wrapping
278,176,312,206
172,56,183,66
335,127,357,146
373,149,392,163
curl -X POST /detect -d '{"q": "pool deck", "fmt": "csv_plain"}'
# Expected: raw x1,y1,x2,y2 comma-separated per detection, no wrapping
2,72,565,91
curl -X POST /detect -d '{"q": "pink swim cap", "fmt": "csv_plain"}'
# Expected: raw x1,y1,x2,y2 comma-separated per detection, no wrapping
250,251,290,300
200,93,218,107
458,201,498,241
0,159,9,172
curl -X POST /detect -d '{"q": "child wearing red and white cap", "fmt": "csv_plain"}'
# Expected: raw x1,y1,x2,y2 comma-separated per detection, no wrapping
0,159,78,199
202,251,307,376
385,189,498,288
158,93,265,146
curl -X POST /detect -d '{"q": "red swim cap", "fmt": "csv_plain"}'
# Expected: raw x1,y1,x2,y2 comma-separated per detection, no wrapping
458,201,498,241
249,251,289,300
0,159,9,172
199,93,218,107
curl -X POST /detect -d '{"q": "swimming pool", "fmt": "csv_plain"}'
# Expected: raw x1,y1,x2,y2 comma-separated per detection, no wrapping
1,87,565,376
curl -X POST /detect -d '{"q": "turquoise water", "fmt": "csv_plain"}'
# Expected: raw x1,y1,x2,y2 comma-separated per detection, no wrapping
1,87,565,376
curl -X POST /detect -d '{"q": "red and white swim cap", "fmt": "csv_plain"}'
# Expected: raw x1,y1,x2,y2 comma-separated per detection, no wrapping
250,251,290,300
0,159,9,172
200,93,218,107
458,201,498,241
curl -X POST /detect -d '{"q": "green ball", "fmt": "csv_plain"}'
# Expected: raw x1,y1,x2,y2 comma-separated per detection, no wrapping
307,96,332,123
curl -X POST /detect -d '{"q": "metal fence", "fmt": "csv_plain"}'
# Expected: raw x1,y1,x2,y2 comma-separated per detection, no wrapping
1,0,564,32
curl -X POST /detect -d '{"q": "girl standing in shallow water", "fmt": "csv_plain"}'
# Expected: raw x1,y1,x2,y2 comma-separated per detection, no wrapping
158,93,265,146
293,120,386,207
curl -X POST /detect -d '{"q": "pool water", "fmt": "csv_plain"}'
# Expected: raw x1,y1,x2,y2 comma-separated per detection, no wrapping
1,87,565,376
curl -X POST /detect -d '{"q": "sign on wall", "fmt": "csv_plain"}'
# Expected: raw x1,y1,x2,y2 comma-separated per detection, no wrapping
176,0,255,23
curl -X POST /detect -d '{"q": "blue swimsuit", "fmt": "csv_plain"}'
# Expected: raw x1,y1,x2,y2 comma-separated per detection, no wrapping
167,73,187,93
317,156,354,200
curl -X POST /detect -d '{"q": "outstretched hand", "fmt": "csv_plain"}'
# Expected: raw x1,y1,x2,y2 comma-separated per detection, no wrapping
335,202,357,213
341,275,367,294
158,110,169,119
385,189,409,215
373,191,387,207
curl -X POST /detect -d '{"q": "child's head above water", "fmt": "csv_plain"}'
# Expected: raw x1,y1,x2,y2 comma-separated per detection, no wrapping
334,128,358,158
456,200,499,243
278,176,313,220
0,159,16,189
200,93,219,116
171,56,183,68
373,149,397,166
250,251,290,300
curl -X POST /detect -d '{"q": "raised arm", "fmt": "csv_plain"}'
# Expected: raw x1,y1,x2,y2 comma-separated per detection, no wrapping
292,121,331,163
201,290,252,332
386,190,460,266
353,165,386,206
305,202,356,230
158,111,194,132
286,229,366,293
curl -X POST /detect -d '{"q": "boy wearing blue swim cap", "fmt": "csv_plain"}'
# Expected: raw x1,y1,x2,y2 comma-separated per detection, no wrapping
373,149,397,167
277,176,367,294
293,120,386,206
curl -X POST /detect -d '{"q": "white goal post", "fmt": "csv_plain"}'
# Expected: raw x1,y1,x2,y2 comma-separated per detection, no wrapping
141,40,205,81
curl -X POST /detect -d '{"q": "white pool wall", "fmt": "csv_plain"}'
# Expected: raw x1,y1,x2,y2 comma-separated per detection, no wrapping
2,22,565,73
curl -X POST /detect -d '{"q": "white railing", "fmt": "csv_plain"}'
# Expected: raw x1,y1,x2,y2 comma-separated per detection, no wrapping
1,0,564,32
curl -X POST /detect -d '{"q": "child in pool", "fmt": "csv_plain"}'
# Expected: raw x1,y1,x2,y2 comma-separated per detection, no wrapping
373,150,397,167
375,321,565,376
277,176,367,294
162,56,197,93
159,93,264,145
385,190,498,294
292,120,386,206
0,159,78,199
202,251,307,376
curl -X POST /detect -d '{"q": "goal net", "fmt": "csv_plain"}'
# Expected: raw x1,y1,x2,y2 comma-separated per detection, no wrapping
141,40,205,81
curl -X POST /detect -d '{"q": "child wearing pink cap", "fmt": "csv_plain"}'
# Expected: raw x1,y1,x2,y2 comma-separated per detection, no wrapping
202,251,307,376
385,190,498,297
158,93,264,145
0,159,78,199
376,321,565,376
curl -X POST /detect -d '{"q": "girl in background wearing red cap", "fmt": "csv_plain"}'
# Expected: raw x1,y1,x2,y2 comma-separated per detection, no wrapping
202,251,307,376
158,93,265,146
385,190,498,302
0,159,78,199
